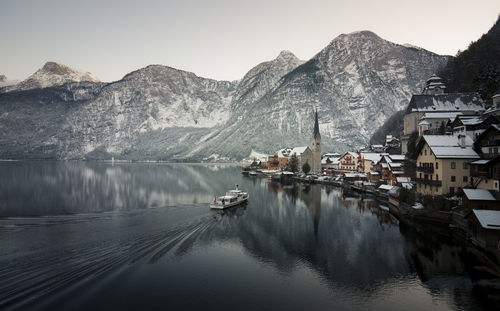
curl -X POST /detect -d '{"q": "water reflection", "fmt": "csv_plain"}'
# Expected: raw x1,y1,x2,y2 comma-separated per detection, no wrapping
0,162,496,310
0,162,239,217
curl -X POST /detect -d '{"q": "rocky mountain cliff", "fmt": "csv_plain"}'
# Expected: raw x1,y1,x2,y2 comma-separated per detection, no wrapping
1,62,100,93
0,31,450,160
190,31,450,158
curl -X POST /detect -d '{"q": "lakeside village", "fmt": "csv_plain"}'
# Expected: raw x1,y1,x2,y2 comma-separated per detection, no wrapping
243,75,500,254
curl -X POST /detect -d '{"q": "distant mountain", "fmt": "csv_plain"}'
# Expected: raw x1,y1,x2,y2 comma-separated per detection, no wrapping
0,75,19,88
0,32,450,160
190,31,449,158
1,62,100,92
439,14,500,101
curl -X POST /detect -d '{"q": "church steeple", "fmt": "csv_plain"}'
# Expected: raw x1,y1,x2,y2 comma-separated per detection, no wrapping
313,109,321,140
311,108,321,173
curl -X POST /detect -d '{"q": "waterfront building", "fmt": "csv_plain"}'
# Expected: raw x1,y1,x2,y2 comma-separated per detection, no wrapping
401,75,484,154
414,135,479,195
338,152,359,172
358,152,384,174
466,209,500,250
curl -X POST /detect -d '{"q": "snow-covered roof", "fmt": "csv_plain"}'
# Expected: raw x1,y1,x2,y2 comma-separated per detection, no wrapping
421,135,479,159
290,146,309,156
369,171,380,175
401,182,413,189
396,177,411,183
421,112,463,120
463,189,496,201
371,144,384,148
389,155,406,161
431,147,479,159
389,162,403,168
406,93,484,113
361,152,383,162
323,153,341,157
423,135,473,147
459,117,483,126
344,173,365,178
277,148,292,158
381,163,388,168
418,120,430,126
321,157,339,164
378,184,394,191
472,210,500,230
471,159,490,165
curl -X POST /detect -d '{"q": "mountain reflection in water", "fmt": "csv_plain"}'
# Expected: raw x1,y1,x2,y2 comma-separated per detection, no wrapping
0,162,494,310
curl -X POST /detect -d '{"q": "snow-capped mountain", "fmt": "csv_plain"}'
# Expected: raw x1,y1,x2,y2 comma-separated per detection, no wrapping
233,50,305,107
191,31,450,157
0,31,450,160
0,75,19,88
2,62,100,92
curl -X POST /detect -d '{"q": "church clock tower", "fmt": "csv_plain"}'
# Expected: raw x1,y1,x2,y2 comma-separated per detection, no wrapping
311,109,321,173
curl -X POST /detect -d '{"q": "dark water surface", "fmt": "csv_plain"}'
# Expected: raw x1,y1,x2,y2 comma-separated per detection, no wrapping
0,162,496,310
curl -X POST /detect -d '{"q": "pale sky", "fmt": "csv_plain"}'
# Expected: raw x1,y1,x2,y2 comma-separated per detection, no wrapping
1,0,499,82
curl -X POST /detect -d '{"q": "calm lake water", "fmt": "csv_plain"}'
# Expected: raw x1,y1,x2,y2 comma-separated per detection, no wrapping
0,162,497,310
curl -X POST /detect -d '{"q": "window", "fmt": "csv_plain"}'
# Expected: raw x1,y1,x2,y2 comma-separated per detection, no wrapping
436,174,439,180
463,176,468,182
451,162,456,169
436,162,438,169
450,187,455,195
451,176,456,182
463,162,468,169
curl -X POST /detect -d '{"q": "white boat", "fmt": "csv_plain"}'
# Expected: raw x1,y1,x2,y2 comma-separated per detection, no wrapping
210,185,249,209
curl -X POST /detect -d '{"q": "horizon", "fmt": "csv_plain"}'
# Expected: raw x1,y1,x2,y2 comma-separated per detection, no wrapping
1,0,499,82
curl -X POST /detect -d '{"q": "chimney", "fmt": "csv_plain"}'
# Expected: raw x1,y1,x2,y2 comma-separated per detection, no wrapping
458,134,466,148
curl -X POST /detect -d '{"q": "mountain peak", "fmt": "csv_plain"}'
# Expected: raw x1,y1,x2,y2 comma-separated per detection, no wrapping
41,62,74,75
276,50,298,60
5,61,101,92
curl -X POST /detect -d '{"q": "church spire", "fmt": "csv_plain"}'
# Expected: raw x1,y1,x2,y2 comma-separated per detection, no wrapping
313,109,320,139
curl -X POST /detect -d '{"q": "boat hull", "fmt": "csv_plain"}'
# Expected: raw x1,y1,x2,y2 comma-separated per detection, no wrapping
210,197,248,210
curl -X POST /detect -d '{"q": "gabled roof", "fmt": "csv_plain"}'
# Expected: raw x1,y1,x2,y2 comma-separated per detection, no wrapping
424,135,473,147
472,210,500,230
463,189,496,201
388,154,406,161
361,152,383,163
291,146,310,156
474,124,500,148
339,151,358,160
421,112,463,120
416,135,479,159
405,93,484,114
396,177,411,183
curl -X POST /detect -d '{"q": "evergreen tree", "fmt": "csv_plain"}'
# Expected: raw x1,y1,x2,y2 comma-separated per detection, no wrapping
302,162,311,174
288,153,299,172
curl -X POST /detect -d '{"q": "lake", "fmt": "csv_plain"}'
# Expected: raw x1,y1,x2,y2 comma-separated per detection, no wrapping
0,161,497,310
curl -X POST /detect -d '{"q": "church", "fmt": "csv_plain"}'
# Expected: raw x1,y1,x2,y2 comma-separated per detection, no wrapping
266,109,322,173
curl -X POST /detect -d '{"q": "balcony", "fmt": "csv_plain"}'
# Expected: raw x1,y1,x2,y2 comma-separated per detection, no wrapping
416,166,434,173
415,178,442,187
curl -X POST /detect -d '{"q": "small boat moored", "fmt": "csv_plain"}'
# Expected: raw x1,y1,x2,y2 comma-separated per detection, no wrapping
210,185,249,209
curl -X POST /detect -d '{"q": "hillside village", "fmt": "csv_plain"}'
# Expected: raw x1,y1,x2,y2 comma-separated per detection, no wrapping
245,75,500,253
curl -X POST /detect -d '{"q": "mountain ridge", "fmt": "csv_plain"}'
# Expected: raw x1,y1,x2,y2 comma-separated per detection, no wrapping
0,31,450,160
